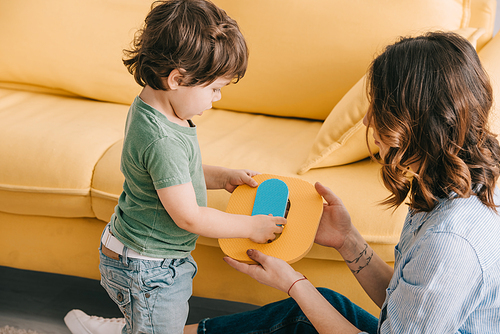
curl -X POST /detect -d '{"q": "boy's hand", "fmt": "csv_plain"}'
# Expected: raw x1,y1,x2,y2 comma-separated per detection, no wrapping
224,168,260,193
203,165,260,192
249,214,286,243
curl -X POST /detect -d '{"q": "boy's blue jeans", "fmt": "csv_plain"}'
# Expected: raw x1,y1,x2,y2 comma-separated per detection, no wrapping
99,245,197,334
198,288,378,334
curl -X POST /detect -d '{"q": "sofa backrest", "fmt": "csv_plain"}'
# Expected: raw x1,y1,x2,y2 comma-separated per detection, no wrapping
0,0,149,105
213,0,496,120
0,0,496,120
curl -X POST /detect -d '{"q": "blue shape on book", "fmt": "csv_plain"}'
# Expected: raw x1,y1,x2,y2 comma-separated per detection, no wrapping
252,179,289,218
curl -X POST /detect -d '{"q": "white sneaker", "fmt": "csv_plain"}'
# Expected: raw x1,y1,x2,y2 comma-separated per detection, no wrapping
64,309,125,334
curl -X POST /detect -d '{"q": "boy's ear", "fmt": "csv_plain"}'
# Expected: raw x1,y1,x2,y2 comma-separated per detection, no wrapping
165,69,184,90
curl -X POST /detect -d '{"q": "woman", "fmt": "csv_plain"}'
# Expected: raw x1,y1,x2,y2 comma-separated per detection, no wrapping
185,31,500,333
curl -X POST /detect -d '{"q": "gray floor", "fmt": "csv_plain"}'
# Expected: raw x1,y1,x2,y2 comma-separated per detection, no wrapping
0,266,259,334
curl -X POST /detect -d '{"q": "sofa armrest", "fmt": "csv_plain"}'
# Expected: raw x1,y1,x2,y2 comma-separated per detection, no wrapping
479,32,500,135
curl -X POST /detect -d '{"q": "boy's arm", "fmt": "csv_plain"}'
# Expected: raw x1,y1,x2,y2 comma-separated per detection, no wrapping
203,164,258,192
157,182,285,243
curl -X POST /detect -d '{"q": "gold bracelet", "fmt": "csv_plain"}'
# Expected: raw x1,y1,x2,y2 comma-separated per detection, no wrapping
287,275,308,295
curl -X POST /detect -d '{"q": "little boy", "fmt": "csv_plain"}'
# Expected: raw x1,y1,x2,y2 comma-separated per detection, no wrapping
64,0,285,333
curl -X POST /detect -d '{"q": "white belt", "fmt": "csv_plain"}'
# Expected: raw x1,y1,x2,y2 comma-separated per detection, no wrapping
102,226,161,261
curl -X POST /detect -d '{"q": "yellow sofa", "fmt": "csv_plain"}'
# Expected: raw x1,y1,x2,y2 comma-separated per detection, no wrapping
0,0,499,316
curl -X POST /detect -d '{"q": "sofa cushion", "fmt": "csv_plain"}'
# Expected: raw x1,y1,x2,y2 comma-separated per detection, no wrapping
91,107,323,221
297,75,377,174
0,88,127,218
0,0,145,105
479,32,500,135
91,107,407,257
192,109,407,255
298,27,486,173
470,0,498,50
91,140,124,222
212,0,472,120
0,0,472,121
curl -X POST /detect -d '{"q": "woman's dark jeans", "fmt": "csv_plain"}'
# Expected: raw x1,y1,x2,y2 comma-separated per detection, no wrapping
198,288,378,334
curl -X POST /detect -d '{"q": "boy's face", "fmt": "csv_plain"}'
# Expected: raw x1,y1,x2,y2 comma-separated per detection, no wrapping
170,77,231,120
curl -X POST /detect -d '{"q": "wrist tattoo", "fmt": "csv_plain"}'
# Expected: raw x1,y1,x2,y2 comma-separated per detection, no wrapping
345,243,373,275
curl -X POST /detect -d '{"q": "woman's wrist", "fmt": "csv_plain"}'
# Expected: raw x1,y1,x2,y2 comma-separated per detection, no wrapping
338,231,374,275
336,229,360,256
287,275,314,298
287,275,308,295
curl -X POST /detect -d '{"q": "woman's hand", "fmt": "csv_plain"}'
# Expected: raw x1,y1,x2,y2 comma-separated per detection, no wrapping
224,250,361,334
224,249,304,294
314,182,354,251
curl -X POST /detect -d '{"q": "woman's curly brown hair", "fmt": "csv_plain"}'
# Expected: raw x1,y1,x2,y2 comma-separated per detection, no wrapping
366,31,500,213
123,0,248,90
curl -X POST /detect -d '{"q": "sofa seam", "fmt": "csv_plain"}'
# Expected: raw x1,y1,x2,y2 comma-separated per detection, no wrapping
0,183,90,195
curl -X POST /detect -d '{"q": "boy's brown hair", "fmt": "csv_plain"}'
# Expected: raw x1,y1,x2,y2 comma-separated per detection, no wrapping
124,0,248,90
366,31,500,212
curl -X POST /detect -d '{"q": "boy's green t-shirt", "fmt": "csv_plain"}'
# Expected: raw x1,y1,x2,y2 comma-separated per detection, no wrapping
111,96,207,259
